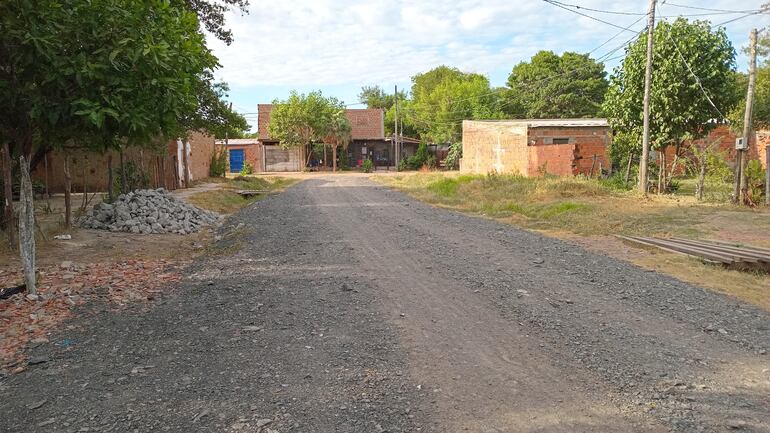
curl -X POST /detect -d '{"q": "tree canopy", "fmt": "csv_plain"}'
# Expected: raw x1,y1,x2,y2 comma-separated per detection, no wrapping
504,51,608,119
0,0,244,168
406,66,502,143
268,91,352,168
603,18,737,158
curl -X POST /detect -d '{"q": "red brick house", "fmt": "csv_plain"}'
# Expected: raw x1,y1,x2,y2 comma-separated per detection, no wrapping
256,104,394,170
461,119,610,176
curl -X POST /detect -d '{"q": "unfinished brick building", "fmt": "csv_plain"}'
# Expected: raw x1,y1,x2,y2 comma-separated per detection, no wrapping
461,119,610,176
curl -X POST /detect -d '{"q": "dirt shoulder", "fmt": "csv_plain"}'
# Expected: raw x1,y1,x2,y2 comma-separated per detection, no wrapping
375,172,770,310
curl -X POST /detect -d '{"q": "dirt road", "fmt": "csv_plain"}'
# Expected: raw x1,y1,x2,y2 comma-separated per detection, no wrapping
1,175,768,432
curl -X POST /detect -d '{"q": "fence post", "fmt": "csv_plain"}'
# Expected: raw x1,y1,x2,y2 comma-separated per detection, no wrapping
766,145,770,206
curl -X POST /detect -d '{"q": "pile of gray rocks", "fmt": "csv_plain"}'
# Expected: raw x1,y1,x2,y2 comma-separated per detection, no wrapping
77,189,220,234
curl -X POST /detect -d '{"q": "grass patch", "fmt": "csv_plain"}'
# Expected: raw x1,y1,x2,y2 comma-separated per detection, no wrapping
187,176,296,214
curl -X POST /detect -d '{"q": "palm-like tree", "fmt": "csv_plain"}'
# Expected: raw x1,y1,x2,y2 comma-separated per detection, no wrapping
326,109,352,172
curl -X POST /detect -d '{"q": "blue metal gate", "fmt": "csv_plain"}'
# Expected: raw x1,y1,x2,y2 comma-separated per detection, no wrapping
229,149,244,173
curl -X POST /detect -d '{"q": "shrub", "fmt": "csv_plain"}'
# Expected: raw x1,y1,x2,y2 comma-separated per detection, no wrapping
744,159,766,204
338,149,349,170
210,148,228,177
398,159,409,171
424,155,437,170
407,143,430,169
239,161,253,176
361,159,374,173
444,142,462,170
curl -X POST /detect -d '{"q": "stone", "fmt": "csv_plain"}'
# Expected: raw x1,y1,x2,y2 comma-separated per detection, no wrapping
28,355,50,365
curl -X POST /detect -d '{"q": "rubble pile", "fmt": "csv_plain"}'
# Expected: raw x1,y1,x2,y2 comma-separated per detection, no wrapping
78,189,219,234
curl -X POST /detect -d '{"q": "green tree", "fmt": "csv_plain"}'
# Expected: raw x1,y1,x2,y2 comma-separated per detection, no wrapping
407,66,502,143
604,18,737,183
268,91,336,169
326,107,352,172
359,85,411,136
504,51,608,118
0,0,241,234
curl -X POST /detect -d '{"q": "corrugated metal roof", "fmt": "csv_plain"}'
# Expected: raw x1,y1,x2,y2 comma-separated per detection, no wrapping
465,119,609,128
214,139,260,145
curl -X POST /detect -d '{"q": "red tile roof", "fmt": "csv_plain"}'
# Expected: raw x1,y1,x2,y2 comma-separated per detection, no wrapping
258,104,384,141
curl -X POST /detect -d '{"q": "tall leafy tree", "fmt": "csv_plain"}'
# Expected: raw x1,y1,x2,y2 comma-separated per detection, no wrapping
604,18,737,163
175,0,249,45
504,51,608,118
408,66,502,143
268,91,336,168
0,0,243,238
325,107,352,172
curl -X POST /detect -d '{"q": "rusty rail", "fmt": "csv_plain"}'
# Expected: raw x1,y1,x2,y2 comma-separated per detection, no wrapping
617,236,770,269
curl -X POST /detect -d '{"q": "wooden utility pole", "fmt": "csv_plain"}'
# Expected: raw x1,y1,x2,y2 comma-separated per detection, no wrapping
736,28,757,204
639,0,657,195
394,85,399,170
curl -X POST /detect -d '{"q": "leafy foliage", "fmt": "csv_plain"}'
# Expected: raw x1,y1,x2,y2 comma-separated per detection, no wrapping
361,159,374,173
210,147,228,177
444,141,462,170
239,161,253,176
268,91,351,170
504,51,608,118
407,66,503,144
112,160,149,197
604,18,737,159
176,0,249,45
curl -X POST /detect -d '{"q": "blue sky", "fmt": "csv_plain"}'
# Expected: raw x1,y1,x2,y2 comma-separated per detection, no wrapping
208,0,768,131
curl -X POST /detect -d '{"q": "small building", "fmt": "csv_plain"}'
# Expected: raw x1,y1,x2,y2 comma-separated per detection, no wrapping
461,119,610,176
254,104,404,170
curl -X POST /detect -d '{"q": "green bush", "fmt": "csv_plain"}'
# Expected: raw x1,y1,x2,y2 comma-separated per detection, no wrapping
239,161,253,176
398,159,409,171
444,142,462,170
337,149,349,170
210,148,228,177
407,142,430,169
361,159,374,173
425,155,437,170
745,159,766,204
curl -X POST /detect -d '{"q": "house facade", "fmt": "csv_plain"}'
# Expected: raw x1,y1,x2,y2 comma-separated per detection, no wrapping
461,119,611,176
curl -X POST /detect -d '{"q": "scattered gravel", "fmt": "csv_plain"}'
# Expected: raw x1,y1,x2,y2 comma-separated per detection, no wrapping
77,188,220,234
2,176,768,433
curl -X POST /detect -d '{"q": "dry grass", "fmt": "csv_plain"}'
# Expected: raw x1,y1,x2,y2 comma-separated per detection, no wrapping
186,176,296,214
376,172,770,310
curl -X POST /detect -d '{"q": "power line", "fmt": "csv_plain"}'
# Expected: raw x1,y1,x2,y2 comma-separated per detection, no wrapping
662,2,759,14
542,0,641,32
713,9,769,27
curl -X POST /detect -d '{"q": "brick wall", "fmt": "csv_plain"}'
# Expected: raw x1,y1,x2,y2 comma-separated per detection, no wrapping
32,132,215,193
461,121,529,174
226,143,263,173
527,126,610,176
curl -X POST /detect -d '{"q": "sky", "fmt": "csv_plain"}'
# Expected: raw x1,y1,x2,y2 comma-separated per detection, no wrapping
207,0,768,130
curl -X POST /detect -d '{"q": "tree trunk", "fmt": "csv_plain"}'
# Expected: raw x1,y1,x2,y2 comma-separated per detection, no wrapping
182,140,191,187
81,158,88,210
1,141,15,247
63,154,72,228
107,154,113,202
332,145,338,172
624,154,634,185
119,148,127,194
657,150,665,194
18,156,36,296
696,159,706,201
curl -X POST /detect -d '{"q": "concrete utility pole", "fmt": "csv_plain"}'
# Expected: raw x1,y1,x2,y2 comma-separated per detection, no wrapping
639,0,656,195
736,28,757,204
394,85,400,170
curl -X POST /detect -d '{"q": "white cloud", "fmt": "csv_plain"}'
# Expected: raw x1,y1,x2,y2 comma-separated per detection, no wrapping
210,0,764,92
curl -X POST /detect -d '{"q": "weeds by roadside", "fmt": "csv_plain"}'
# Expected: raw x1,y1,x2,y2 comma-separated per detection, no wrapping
187,176,297,214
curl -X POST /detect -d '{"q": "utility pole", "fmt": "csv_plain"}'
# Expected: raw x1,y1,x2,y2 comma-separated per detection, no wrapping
394,85,399,170
639,0,656,195
736,28,757,204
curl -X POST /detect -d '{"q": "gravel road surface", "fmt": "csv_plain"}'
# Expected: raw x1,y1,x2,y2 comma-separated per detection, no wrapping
1,175,768,433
